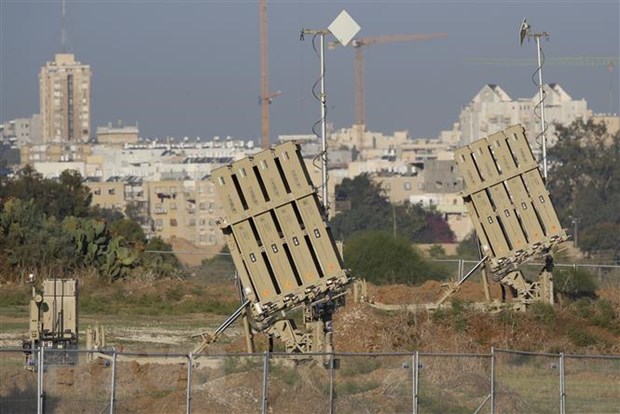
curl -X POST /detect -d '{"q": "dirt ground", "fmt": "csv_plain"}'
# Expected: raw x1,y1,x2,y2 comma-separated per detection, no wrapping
2,275,619,413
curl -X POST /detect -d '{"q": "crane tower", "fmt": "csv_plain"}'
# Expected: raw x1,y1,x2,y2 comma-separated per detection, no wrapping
330,32,448,151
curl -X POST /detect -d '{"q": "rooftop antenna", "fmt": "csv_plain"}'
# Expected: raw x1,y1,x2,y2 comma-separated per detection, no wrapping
520,18,550,182
61,0,67,53
300,10,360,218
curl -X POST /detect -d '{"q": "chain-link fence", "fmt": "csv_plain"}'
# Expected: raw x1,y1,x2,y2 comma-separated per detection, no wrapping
1,348,618,413
434,259,620,288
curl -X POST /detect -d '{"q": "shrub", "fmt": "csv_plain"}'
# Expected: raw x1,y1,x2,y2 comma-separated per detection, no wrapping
432,298,469,332
554,268,597,299
344,231,440,285
566,326,597,347
341,357,382,377
530,302,556,325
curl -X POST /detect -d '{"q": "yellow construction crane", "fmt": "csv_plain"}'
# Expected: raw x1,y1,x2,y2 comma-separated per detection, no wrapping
330,33,448,148
464,56,618,67
259,0,282,149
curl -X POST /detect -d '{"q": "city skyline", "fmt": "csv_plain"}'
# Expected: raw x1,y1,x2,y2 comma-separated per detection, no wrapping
1,1,618,143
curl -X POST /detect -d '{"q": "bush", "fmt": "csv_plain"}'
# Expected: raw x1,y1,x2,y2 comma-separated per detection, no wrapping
566,326,597,347
432,298,469,332
341,357,382,377
344,231,441,285
554,268,597,299
591,300,617,331
530,302,555,325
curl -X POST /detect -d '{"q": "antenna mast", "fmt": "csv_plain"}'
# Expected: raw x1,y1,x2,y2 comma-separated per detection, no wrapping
61,0,67,53
520,19,550,181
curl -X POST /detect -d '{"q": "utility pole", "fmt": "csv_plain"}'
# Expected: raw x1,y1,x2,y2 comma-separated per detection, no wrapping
61,0,67,52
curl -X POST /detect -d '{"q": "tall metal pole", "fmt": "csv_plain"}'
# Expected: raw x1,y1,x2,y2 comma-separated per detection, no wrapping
490,347,496,414
110,351,117,414
37,346,43,414
535,35,548,180
319,32,329,217
186,353,193,414
302,10,360,215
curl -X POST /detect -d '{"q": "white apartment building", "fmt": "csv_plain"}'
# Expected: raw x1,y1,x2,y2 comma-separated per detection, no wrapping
458,84,590,146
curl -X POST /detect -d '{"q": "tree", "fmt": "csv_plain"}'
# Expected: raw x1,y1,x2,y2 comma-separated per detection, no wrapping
196,245,236,283
141,237,184,279
329,173,455,243
109,218,145,246
456,233,481,259
343,231,441,285
548,119,620,258
330,174,392,239
0,167,92,220
0,198,76,278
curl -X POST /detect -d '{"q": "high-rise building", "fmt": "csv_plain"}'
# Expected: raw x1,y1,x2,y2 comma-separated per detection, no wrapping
39,53,91,143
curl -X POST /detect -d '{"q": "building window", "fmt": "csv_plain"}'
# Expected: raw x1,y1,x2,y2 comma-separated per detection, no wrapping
93,188,101,195
199,202,206,210
169,202,177,210
108,188,115,195
170,218,178,227
404,182,412,191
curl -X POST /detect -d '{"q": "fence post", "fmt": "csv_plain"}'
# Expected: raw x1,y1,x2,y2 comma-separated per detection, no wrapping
491,347,496,414
37,346,44,414
261,351,270,414
413,351,419,414
329,353,335,414
559,353,565,414
110,351,117,414
186,352,193,414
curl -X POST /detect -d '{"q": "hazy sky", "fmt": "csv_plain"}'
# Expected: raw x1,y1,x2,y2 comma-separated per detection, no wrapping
1,1,618,143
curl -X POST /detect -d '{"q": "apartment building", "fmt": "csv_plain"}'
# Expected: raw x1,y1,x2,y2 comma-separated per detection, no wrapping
0,115,42,146
147,179,225,246
39,53,92,143
457,83,590,146
330,127,410,161
21,143,93,165
96,122,139,147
